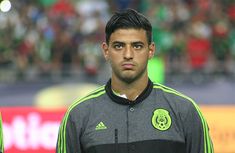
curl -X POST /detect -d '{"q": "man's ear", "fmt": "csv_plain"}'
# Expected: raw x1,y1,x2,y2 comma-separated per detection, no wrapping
148,42,156,59
101,42,109,60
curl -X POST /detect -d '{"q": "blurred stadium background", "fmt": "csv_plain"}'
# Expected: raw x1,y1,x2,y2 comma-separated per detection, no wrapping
0,0,235,152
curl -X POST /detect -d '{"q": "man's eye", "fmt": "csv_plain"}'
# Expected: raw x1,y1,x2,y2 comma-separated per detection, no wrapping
114,44,123,49
133,44,143,49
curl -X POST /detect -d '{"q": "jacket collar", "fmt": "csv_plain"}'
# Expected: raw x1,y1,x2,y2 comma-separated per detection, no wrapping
105,78,153,105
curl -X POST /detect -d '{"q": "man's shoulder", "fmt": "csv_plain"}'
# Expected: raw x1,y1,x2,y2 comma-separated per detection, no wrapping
152,82,183,96
68,85,107,113
152,82,202,115
152,82,195,105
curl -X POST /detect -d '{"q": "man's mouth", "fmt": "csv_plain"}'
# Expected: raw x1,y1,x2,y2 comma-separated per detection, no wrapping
122,63,134,69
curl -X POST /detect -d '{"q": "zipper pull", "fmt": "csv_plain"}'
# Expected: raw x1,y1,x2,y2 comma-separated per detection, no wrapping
115,129,118,153
115,129,118,143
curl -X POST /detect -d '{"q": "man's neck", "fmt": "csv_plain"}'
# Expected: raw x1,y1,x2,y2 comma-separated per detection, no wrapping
111,76,149,101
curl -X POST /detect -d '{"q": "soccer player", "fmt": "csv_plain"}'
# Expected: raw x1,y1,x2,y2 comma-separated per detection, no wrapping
56,8,214,153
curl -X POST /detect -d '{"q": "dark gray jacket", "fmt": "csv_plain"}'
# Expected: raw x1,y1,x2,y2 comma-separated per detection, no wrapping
56,79,213,153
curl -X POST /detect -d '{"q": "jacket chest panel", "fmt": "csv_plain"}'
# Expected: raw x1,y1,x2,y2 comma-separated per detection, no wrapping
81,101,184,150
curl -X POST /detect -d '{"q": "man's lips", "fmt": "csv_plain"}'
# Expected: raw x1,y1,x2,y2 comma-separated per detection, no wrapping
122,63,135,69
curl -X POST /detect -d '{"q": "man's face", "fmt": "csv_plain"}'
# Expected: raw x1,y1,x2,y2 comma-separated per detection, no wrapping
102,28,155,83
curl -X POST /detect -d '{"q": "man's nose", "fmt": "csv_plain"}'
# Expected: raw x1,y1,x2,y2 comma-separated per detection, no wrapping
123,45,133,59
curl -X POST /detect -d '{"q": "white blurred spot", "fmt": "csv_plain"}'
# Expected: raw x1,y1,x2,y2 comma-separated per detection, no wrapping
0,0,11,13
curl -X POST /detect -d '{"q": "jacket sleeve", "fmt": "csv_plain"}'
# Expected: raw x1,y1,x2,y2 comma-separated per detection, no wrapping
183,102,214,153
0,113,4,153
56,111,83,153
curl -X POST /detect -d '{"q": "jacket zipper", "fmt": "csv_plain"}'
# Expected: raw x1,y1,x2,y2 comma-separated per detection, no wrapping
115,129,118,153
127,106,129,152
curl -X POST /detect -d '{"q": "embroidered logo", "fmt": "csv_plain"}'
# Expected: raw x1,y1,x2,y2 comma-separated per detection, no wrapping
95,122,107,130
152,108,171,131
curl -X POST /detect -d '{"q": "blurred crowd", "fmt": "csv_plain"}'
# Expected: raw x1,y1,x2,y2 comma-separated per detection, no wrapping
0,0,235,83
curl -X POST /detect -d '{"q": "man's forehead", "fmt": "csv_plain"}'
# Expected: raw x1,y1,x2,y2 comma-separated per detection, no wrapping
111,28,146,35
109,29,147,43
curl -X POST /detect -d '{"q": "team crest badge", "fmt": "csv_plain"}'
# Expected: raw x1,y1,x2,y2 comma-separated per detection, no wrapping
152,108,171,131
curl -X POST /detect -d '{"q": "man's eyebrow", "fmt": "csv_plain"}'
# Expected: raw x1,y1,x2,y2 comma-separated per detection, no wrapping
132,41,144,45
111,41,124,44
111,41,144,44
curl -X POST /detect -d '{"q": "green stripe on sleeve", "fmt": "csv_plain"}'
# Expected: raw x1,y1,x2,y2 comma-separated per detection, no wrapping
57,86,105,153
0,113,4,153
153,84,213,153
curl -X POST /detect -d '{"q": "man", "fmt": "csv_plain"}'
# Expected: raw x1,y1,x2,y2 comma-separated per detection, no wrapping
0,113,3,153
56,9,214,153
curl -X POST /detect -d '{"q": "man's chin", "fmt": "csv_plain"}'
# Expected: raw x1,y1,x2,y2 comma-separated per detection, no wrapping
120,75,136,84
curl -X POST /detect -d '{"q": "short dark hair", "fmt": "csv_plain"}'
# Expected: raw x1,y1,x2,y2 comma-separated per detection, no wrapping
105,8,152,45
